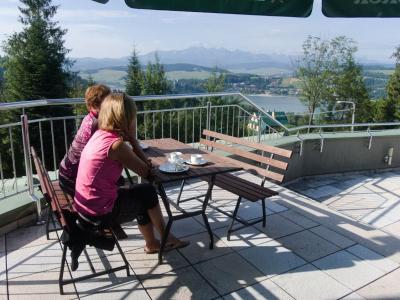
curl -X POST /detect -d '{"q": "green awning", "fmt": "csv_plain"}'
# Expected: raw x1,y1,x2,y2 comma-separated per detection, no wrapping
92,0,400,18
123,0,313,17
322,0,400,18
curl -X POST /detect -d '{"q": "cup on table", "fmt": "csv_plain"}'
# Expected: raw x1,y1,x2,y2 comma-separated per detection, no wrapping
190,154,203,164
168,151,182,164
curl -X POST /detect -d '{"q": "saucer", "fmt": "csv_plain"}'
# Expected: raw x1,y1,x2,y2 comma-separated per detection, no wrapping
159,163,189,173
184,159,208,166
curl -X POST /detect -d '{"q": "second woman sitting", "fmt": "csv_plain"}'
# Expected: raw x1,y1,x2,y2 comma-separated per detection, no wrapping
74,92,188,253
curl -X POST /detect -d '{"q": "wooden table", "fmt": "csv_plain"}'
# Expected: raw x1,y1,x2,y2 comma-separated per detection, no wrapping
143,138,242,264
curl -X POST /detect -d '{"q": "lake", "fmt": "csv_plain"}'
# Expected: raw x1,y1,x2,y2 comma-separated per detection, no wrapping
246,95,307,113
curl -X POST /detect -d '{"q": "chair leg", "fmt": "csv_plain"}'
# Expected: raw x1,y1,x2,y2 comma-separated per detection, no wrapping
83,248,96,274
45,208,52,240
158,220,172,265
59,245,67,295
227,197,242,241
114,236,130,277
261,198,266,227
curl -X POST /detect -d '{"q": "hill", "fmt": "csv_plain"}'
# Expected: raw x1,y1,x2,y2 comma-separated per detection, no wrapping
72,46,294,72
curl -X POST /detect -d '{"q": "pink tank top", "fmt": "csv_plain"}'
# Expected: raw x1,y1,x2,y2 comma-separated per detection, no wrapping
74,130,123,216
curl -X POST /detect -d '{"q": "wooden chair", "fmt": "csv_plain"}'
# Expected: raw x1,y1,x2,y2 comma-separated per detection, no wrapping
200,130,292,239
30,147,130,295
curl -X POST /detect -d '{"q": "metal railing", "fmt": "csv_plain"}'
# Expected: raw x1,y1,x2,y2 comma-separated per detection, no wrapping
3,92,400,223
0,92,284,222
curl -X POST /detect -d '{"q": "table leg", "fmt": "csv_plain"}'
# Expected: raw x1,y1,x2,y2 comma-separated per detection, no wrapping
176,179,186,206
156,183,174,264
202,175,215,249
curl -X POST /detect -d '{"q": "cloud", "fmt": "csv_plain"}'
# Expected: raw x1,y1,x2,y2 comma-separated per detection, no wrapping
57,9,137,21
0,7,19,18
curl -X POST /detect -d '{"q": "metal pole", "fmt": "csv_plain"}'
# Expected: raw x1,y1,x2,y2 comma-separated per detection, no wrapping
206,102,211,132
351,103,356,133
21,114,44,224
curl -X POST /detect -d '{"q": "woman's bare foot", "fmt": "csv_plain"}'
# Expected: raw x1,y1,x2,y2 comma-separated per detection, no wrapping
144,240,160,254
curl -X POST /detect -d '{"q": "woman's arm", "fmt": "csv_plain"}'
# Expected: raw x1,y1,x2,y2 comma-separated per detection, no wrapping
109,140,151,178
128,137,152,167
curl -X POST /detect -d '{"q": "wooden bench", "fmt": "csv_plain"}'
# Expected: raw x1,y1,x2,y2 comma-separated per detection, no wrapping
31,147,130,295
199,130,292,239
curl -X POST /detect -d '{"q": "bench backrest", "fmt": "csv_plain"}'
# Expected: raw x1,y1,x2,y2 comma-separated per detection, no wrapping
31,147,69,230
200,129,292,183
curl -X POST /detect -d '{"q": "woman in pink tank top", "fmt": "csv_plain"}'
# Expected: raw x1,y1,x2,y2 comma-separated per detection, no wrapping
75,92,188,254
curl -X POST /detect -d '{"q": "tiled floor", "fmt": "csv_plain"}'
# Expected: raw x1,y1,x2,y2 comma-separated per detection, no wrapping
1,171,400,299
288,170,400,234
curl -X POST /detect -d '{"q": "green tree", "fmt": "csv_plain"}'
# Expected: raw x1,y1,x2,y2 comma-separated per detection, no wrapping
297,36,371,128
86,75,96,87
297,36,333,128
325,37,371,123
1,0,73,175
382,46,400,121
3,0,71,103
137,54,170,140
125,48,144,96
142,53,169,96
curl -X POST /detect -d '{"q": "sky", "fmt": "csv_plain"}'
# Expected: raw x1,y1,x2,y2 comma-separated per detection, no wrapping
0,0,399,63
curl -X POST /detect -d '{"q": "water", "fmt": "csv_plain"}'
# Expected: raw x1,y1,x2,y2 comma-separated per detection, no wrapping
247,95,307,114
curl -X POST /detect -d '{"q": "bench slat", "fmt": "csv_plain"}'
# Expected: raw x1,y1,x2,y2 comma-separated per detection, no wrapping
200,138,288,170
203,129,292,158
200,145,285,182
218,173,278,197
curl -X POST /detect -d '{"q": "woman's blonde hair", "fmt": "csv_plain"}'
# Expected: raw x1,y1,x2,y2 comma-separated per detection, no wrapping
98,92,137,139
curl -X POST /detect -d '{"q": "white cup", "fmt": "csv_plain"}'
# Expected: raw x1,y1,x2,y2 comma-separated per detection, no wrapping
169,152,182,163
191,154,203,164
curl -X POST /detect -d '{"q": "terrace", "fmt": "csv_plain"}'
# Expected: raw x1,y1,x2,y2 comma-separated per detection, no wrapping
1,93,400,299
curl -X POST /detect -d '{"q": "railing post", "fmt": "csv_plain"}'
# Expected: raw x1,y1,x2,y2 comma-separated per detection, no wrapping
21,114,44,224
206,101,211,132
257,114,262,143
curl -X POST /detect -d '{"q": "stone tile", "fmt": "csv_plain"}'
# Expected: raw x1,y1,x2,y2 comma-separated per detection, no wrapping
178,231,233,265
254,214,303,239
238,240,306,278
347,244,399,273
6,224,51,251
77,279,149,300
313,250,385,290
6,242,62,278
265,198,288,213
170,217,206,238
341,292,366,300
271,264,351,300
360,209,398,229
73,261,148,299
214,226,272,251
310,226,356,248
236,201,267,221
141,266,218,300
357,268,400,300
0,255,6,299
224,279,294,300
279,210,318,229
194,252,265,295
116,224,150,250
0,235,4,253
7,267,76,299
194,209,232,230
383,220,400,237
0,220,18,236
278,230,340,262
125,246,189,277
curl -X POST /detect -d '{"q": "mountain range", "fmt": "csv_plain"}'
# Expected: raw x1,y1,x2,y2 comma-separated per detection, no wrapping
71,46,295,72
